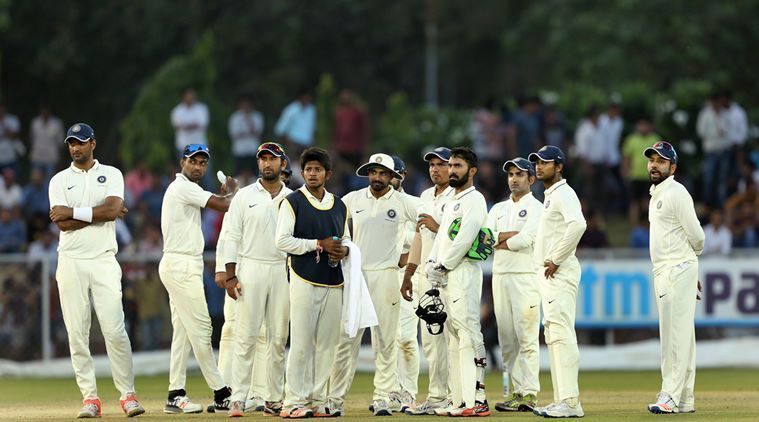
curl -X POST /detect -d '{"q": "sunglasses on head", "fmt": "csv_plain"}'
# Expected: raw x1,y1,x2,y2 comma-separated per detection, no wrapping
258,142,285,155
654,141,673,151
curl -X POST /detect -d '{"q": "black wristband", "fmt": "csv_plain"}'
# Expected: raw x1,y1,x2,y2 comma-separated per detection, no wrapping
226,276,237,282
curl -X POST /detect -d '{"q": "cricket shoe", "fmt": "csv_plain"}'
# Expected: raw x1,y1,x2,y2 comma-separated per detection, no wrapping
494,393,520,412
533,402,558,417
648,392,677,414
120,393,145,417
263,401,283,417
245,396,265,413
280,406,314,418
677,403,695,414
447,400,491,417
405,398,450,415
542,400,584,418
77,398,102,418
208,387,232,413
495,393,536,412
313,402,342,417
228,401,245,417
434,402,460,416
372,399,392,416
164,395,203,414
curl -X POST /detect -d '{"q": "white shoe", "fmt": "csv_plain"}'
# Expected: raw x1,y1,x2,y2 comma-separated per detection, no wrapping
533,402,558,417
245,397,265,413
678,403,695,414
433,401,456,416
164,395,203,414
542,400,584,418
77,398,102,418
405,398,449,416
388,392,403,413
648,392,677,414
372,399,391,416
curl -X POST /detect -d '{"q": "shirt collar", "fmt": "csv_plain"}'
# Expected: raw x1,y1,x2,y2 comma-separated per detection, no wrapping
453,185,476,200
69,160,100,174
649,175,675,196
510,191,534,203
365,186,395,200
544,179,567,196
437,185,454,198
299,184,331,204
255,179,287,197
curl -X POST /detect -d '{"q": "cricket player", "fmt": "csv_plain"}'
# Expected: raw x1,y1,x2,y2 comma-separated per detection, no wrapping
216,241,273,413
486,158,543,412
48,123,145,418
160,143,237,414
328,153,420,416
275,147,349,418
281,154,293,187
223,142,293,417
390,155,420,411
400,146,453,416
644,141,704,414
528,146,586,418
426,147,490,417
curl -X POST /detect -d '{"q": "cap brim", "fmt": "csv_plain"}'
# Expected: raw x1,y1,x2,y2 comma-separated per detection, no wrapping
528,152,553,163
356,163,401,178
256,149,284,158
424,152,450,162
184,150,210,159
643,148,674,163
502,160,531,173
64,135,92,143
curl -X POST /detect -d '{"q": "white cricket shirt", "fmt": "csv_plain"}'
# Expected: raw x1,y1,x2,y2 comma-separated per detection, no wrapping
418,185,455,264
48,160,124,259
161,173,213,256
533,179,586,267
223,180,292,264
648,176,705,274
487,191,543,274
429,186,488,271
343,187,420,271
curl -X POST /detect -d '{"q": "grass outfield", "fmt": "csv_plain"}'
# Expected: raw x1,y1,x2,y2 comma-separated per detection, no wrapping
1,369,757,420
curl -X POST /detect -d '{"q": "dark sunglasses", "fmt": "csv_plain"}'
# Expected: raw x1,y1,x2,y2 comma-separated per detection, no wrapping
654,141,673,151
184,143,210,155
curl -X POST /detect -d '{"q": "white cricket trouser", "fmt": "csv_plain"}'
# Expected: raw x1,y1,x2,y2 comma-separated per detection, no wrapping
218,297,269,399
537,259,581,403
397,269,420,398
492,272,540,396
56,254,136,400
284,279,342,408
329,268,401,405
230,259,290,402
417,273,449,402
159,254,225,391
442,261,487,408
654,260,698,407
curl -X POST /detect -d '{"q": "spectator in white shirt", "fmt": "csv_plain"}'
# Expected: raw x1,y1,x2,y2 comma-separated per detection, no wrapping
29,105,65,181
696,93,731,207
599,102,626,211
574,106,607,212
171,87,209,153
720,91,748,148
0,167,23,210
702,209,732,256
274,87,316,162
228,95,264,177
0,104,24,175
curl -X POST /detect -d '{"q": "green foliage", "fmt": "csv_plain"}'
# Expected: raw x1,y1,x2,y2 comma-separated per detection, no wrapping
375,92,471,163
118,32,231,172
314,73,337,149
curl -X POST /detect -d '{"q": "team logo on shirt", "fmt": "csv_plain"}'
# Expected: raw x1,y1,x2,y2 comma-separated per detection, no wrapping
545,200,551,209
97,175,106,183
657,200,662,209
519,209,527,217
387,209,397,218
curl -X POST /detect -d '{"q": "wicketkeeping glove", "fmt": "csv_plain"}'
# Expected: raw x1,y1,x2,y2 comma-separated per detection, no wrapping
466,227,495,261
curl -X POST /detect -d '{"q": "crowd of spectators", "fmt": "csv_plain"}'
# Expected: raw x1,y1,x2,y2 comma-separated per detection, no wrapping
0,88,756,359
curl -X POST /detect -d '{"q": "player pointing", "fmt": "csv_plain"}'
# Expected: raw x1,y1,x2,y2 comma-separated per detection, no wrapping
48,123,145,418
644,141,704,414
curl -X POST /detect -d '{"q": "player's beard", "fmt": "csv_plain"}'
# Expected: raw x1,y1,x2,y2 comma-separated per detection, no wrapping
261,168,281,181
449,171,470,188
370,180,388,192
649,167,671,185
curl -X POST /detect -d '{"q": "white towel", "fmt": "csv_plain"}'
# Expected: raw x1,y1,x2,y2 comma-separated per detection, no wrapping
340,240,378,337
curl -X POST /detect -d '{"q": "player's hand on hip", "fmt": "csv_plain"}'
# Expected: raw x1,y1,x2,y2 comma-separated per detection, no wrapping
544,261,559,279
49,206,73,222
118,206,128,218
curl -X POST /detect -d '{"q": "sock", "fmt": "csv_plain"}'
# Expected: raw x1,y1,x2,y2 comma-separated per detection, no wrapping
168,389,186,401
214,386,232,402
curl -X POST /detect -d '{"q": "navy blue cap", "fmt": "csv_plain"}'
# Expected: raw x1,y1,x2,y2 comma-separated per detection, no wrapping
503,157,535,176
644,141,678,164
423,147,451,162
183,143,211,158
391,155,406,176
282,154,292,175
64,123,95,143
529,145,565,165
